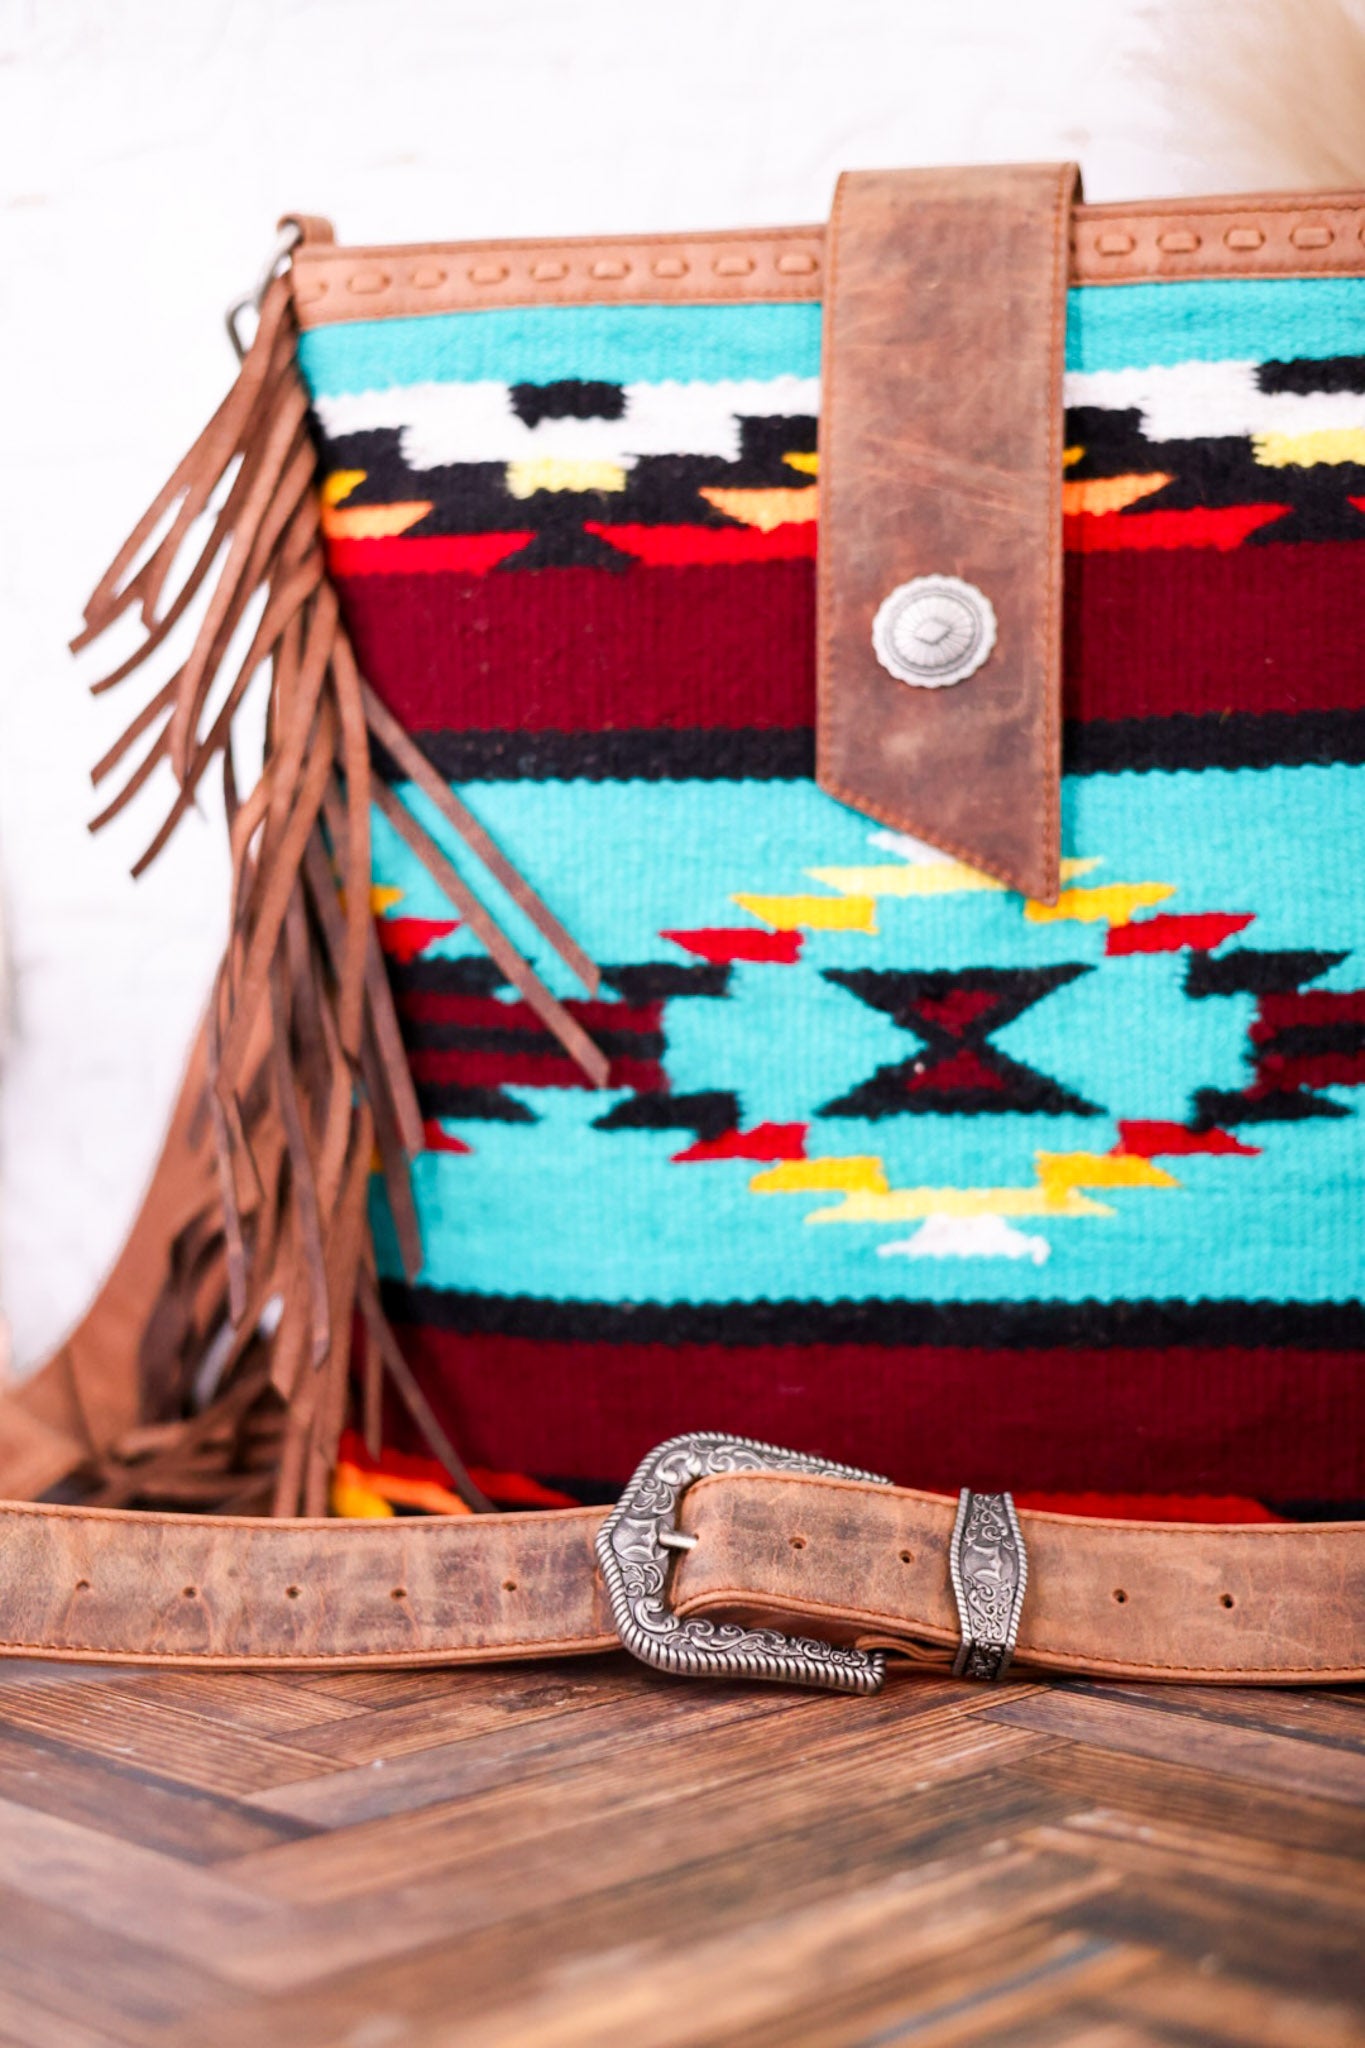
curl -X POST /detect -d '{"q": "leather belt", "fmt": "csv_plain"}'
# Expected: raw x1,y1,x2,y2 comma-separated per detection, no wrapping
0,1432,1359,1686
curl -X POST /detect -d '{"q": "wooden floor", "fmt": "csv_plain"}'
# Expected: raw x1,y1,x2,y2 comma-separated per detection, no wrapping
0,1656,1357,2046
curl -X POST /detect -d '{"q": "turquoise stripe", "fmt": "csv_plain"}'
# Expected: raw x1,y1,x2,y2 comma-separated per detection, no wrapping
298,300,823,396
300,277,1365,398
1066,276,1365,373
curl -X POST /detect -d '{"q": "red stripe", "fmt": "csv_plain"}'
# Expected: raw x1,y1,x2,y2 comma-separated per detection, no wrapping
1114,1122,1260,1159
420,1121,473,1155
584,521,816,566
663,928,803,964
385,1327,1365,1500
1013,1492,1282,1523
1105,912,1255,956
376,917,461,964
336,501,1285,579
672,1123,808,1164
327,533,535,576
1063,505,1288,553
408,1048,664,1091
337,1431,578,1509
469,1470,580,1509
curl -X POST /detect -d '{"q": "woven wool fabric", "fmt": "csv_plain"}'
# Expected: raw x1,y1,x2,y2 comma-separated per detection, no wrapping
297,279,1365,1517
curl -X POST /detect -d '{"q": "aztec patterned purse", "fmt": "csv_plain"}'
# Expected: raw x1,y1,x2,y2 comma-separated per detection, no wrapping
0,166,1358,1689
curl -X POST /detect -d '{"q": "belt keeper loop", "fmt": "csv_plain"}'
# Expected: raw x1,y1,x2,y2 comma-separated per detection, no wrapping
949,1489,1028,1682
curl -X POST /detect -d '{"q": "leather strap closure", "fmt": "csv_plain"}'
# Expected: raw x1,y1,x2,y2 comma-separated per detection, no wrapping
0,1473,1358,1684
817,164,1077,903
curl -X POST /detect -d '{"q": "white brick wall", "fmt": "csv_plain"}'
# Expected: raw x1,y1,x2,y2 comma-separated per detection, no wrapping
0,0,1230,1368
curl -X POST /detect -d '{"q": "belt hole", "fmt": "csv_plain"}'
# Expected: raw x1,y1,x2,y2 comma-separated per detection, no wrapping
502,1578,518,1593
285,1585,301,1600
391,1587,408,1601
898,1549,913,1565
1113,1588,1128,1604
788,1534,807,1551
1220,1592,1235,1609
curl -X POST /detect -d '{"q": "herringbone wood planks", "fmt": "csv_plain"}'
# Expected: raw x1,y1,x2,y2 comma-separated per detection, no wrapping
0,1655,1355,2045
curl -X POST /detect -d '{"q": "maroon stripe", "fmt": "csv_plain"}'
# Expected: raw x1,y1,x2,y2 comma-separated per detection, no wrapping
1062,541,1365,722
386,1327,1364,1500
339,560,816,733
1253,1052,1365,1089
336,541,1365,739
398,991,663,1035
407,1049,664,1091
1257,990,1365,1029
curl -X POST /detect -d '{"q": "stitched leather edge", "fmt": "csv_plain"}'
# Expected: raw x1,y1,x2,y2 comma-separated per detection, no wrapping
292,191,1365,326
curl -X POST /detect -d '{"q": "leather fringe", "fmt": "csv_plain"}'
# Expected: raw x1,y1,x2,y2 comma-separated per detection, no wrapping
57,264,602,1517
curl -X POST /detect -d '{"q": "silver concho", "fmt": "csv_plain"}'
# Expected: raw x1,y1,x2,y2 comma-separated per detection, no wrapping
949,1489,1028,1682
596,1432,891,1694
872,575,997,689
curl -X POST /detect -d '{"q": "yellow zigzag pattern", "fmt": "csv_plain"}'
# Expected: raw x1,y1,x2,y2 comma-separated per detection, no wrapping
752,1151,1179,1224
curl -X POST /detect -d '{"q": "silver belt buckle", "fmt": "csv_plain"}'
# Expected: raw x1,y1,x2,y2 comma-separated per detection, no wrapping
596,1432,891,1696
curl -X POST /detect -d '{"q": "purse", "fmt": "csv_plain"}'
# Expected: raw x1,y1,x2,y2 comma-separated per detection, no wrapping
0,166,1360,1690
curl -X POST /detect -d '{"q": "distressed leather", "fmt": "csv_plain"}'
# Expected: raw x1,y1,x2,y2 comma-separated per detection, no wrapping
0,1476,1357,1683
676,1474,1365,1686
816,165,1076,903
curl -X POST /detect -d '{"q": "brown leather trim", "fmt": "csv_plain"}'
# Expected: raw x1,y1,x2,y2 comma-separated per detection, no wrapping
292,227,826,325
815,165,1074,904
291,189,1365,326
0,1475,1358,1682
1074,191,1365,284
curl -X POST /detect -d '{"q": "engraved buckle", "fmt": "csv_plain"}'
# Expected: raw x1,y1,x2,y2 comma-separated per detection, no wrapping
596,1432,891,1695
949,1489,1028,1682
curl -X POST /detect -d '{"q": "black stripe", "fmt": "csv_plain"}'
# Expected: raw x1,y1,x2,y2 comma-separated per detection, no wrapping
414,1087,536,1124
1267,1498,1365,1522
1255,1021,1365,1057
403,1019,667,1059
1065,708,1365,775
381,1285,1365,1350
1191,1086,1349,1127
371,728,816,784
1186,947,1347,999
373,710,1365,786
1258,354,1365,397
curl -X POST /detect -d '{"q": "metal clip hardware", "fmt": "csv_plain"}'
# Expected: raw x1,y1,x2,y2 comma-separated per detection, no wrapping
225,222,303,362
597,1432,891,1695
949,1489,1028,1682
